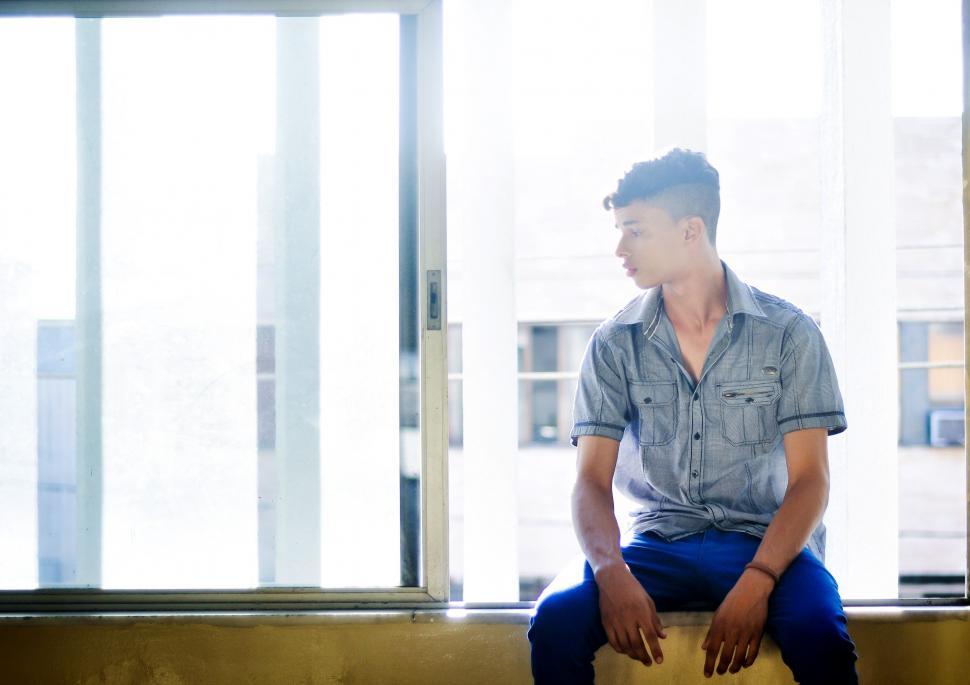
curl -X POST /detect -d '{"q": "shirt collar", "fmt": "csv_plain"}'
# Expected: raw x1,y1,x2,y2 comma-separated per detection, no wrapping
612,259,767,336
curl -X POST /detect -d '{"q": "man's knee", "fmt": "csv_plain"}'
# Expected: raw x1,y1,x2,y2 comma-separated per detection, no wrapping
528,581,600,647
770,608,859,684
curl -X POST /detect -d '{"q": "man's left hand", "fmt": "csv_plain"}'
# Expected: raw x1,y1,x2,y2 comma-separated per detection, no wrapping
701,572,772,677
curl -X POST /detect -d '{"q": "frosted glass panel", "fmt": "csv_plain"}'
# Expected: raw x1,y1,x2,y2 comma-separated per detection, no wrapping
100,16,270,588
0,18,76,589
707,0,821,118
318,15,402,587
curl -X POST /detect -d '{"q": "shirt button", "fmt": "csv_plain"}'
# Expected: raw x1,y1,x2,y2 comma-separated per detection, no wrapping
692,470,699,478
693,432,701,440
693,394,699,402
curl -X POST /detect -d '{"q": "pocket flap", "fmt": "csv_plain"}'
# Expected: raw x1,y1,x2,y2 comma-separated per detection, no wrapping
717,380,781,406
629,380,677,406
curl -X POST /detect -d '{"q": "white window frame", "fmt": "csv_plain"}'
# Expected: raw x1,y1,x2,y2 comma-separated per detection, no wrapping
0,0,449,611
962,0,969,606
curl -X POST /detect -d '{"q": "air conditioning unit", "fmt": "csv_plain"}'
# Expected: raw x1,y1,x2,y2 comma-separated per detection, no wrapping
929,409,965,447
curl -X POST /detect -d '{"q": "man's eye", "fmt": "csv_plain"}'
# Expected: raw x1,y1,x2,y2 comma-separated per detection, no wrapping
631,230,641,237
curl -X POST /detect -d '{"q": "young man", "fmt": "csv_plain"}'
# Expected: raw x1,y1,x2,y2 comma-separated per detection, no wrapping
527,149,860,684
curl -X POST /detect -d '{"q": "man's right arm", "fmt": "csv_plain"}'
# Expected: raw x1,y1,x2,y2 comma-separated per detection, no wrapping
572,434,667,667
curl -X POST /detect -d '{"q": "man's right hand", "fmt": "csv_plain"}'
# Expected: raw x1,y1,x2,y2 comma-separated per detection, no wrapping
595,562,667,667
571,436,666,667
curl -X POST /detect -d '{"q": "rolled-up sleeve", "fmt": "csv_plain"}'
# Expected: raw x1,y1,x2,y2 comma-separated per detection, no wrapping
776,314,847,437
569,326,630,447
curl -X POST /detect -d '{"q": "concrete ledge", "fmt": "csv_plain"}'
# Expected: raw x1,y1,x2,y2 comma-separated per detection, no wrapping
0,606,967,684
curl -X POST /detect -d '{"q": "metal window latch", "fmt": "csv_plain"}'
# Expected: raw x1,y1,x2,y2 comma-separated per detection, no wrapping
427,270,441,331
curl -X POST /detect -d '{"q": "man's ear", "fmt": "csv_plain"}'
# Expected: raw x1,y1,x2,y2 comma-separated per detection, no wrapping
683,216,705,242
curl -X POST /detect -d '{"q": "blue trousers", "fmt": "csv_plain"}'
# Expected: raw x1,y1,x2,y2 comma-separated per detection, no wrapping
527,528,859,684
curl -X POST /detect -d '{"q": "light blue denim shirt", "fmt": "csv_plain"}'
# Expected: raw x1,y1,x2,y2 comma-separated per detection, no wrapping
570,259,847,563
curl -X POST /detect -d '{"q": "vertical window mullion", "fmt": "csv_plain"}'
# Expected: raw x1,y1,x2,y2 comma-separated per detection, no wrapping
75,17,103,589
962,0,970,604
273,16,322,586
416,0,448,601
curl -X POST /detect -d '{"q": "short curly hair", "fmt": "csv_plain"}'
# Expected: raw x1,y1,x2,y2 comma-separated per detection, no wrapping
603,148,721,245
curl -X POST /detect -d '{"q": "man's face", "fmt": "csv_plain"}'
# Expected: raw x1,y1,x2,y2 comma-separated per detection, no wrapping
613,200,690,289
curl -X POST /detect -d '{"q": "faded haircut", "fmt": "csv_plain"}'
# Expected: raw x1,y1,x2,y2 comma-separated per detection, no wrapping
603,148,721,245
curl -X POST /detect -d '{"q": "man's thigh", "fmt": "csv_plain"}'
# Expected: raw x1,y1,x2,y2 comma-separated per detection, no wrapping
696,528,858,680
535,531,711,613
620,530,716,611
696,528,847,616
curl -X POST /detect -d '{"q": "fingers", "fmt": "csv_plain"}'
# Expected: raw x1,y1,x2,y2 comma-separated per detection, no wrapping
743,635,761,667
703,634,721,677
615,623,665,667
702,634,759,677
716,637,738,675
605,625,622,655
616,628,633,659
616,625,646,661
604,614,666,665
638,625,665,666
628,625,651,665
728,641,748,674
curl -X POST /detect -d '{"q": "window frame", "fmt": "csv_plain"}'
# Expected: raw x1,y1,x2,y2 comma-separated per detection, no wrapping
962,0,969,606
1,0,968,613
0,0,449,611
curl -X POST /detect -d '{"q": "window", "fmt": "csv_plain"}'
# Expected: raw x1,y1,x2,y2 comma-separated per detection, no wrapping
1,0,967,613
444,0,967,605
0,0,447,609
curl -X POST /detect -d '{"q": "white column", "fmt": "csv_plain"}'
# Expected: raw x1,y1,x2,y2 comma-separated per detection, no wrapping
820,0,898,598
652,0,707,153
275,17,322,586
454,0,520,601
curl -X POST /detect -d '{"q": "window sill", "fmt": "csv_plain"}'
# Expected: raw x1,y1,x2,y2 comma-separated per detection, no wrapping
0,604,967,626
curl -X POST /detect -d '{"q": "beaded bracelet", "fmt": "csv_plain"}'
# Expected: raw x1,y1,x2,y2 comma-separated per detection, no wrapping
744,561,780,585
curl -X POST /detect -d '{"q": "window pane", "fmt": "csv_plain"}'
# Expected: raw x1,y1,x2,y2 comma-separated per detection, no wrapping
892,0,966,598
317,13,405,588
0,17,76,590
445,0,654,601
0,13,419,592
446,0,966,603
99,15,268,589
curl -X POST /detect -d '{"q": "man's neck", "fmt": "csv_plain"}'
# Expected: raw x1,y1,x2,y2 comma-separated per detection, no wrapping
661,257,728,331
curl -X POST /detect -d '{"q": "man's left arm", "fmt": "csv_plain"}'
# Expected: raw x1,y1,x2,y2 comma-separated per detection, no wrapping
701,427,829,678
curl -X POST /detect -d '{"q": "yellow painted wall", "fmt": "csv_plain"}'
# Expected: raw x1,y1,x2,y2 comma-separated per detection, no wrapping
1,611,968,684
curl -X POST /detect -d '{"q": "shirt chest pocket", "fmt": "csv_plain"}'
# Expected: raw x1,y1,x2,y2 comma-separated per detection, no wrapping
717,379,782,446
629,380,678,446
